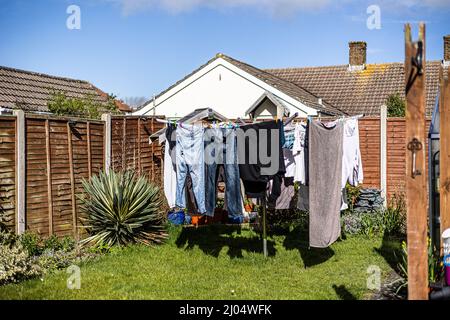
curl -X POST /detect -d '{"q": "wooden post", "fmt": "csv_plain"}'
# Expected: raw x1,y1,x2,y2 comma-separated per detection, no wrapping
87,121,92,178
380,104,388,207
404,23,428,300
137,118,141,175
45,120,53,235
440,63,450,241
122,117,126,170
13,110,25,234
101,113,111,174
151,117,155,181
67,122,78,240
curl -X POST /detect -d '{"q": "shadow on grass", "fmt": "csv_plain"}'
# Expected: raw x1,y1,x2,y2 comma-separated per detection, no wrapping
332,284,357,300
175,224,277,258
374,233,403,273
269,225,335,268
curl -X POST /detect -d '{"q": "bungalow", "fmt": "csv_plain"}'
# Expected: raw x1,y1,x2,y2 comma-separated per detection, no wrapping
135,36,450,119
0,66,131,115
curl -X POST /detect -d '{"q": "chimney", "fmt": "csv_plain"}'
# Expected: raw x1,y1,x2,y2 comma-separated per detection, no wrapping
348,41,366,71
444,35,450,66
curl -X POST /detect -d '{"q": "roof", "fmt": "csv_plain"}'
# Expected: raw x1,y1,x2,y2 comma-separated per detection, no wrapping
219,54,346,116
177,107,229,123
137,54,346,116
245,91,289,117
0,65,131,113
265,61,442,116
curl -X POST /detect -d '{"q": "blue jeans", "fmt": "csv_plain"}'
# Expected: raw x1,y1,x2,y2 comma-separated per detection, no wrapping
204,128,243,217
175,125,206,214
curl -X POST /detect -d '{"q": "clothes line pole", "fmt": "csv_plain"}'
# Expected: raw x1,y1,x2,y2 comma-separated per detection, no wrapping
262,196,268,258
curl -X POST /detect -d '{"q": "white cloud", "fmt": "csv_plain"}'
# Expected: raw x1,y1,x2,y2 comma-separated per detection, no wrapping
107,0,450,16
109,0,336,16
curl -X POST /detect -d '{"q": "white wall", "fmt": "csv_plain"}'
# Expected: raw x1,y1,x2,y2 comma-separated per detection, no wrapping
134,58,316,119
153,65,282,119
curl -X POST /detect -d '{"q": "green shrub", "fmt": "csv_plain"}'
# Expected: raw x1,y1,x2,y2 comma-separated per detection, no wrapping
395,239,444,294
0,230,95,285
387,93,406,117
79,170,168,248
36,249,78,272
59,236,76,252
344,183,362,213
342,192,406,237
47,91,119,119
0,230,18,246
380,193,406,236
20,233,77,257
20,232,44,256
0,236,42,285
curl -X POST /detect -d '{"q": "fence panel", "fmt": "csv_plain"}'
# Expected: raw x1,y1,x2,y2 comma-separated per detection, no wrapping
0,116,16,230
359,118,381,189
111,116,165,184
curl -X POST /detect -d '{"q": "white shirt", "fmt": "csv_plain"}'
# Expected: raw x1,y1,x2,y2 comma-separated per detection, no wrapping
292,122,307,184
341,118,363,188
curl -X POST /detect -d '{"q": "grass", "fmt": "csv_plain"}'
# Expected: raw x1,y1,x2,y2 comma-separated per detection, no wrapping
0,224,401,300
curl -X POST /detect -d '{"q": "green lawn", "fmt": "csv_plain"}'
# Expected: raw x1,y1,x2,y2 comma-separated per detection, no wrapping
0,224,401,300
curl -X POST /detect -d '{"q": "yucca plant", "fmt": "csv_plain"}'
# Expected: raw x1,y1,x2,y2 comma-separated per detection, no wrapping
79,170,167,247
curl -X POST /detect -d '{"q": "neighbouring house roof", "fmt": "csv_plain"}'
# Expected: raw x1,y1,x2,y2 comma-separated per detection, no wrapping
137,54,346,116
0,65,131,114
219,54,346,116
265,61,442,116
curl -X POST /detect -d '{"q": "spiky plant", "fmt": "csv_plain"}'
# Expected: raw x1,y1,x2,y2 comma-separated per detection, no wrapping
79,170,167,247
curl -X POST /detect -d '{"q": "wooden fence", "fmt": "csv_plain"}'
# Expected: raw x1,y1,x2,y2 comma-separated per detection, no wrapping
0,112,432,237
110,115,165,184
358,117,431,199
0,112,164,238
0,115,16,230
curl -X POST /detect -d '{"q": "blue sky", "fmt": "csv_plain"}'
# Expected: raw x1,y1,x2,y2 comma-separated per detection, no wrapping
0,0,449,101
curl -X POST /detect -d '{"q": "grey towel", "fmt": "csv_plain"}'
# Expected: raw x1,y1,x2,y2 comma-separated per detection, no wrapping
309,120,343,248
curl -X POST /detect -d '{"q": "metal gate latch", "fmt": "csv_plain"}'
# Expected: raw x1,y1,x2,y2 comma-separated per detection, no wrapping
407,138,423,178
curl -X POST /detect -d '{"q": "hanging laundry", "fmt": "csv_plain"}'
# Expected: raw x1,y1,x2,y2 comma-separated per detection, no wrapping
267,177,296,210
267,123,296,209
163,123,177,208
292,122,308,185
282,123,296,178
341,117,364,188
175,124,206,214
308,120,344,248
297,185,309,212
238,120,286,196
204,128,243,218
282,124,295,150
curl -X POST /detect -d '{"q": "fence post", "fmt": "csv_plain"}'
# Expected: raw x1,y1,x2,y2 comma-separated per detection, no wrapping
13,110,25,234
380,104,388,206
102,113,112,174
67,122,78,240
45,120,53,235
440,62,450,243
